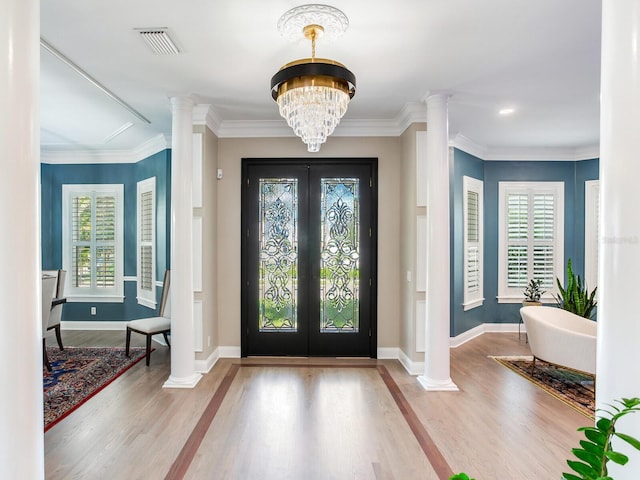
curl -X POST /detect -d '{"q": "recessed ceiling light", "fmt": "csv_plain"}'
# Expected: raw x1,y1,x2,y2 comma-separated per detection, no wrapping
499,107,515,116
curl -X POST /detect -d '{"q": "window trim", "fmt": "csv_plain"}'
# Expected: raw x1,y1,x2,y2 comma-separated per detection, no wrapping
137,177,156,309
497,181,564,303
462,176,484,311
62,184,124,303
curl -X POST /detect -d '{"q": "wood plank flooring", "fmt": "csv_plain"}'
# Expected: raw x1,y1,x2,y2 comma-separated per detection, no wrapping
43,329,588,479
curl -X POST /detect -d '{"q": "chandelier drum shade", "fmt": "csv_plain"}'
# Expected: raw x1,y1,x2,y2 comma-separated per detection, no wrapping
271,6,356,153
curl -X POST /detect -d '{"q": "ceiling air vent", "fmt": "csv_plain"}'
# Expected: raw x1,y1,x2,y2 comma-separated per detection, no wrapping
136,28,181,55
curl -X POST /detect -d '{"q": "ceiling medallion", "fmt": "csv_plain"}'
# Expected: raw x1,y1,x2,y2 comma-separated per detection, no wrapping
270,4,356,153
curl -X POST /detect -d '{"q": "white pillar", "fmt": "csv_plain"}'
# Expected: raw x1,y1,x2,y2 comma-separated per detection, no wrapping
0,0,44,478
418,94,458,391
598,1,640,477
164,97,201,388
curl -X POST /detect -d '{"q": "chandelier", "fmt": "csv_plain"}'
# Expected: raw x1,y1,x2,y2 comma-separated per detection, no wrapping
270,4,356,153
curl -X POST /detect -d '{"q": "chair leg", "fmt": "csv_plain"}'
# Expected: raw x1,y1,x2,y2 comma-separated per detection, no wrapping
530,356,537,377
54,324,64,350
43,339,51,372
146,334,152,366
163,332,170,347
125,327,132,357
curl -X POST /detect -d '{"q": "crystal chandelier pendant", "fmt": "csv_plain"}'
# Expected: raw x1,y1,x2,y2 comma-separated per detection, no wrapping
270,5,356,153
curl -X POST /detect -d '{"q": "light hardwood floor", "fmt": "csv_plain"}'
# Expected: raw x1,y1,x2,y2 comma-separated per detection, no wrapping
43,329,587,479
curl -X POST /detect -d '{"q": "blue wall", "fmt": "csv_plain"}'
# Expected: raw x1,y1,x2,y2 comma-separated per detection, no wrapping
451,149,599,335
41,149,171,322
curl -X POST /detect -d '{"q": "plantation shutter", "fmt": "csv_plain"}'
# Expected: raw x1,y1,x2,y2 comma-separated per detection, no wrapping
466,190,480,293
532,193,555,289
137,177,156,308
64,184,123,300
463,176,484,310
140,190,154,291
498,181,564,302
95,195,116,288
507,193,528,288
71,195,92,288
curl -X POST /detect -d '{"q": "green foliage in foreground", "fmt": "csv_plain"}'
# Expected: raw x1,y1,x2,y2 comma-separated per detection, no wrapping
562,397,640,480
450,474,475,480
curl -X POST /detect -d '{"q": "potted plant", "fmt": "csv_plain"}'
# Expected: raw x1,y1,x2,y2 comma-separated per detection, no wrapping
450,398,640,480
523,278,545,306
556,258,597,319
563,397,640,479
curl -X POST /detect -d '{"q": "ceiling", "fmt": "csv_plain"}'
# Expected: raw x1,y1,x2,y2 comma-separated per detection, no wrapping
40,0,602,161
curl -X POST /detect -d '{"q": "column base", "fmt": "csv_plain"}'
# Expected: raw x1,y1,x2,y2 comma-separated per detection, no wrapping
163,372,202,389
417,375,459,391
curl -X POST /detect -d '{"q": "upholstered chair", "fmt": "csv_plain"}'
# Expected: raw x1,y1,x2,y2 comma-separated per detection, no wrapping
42,274,58,371
125,269,170,366
43,269,66,350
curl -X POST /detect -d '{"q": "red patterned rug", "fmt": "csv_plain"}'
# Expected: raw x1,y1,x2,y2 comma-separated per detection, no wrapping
43,346,146,431
491,355,595,420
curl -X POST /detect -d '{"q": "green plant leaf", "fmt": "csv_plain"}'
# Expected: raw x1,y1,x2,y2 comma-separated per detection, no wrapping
596,418,612,432
561,473,583,480
614,432,640,451
567,459,598,477
583,427,608,446
572,448,602,471
604,450,629,465
579,440,602,456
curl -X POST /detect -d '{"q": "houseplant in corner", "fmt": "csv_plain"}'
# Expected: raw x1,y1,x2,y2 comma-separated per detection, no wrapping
523,278,545,306
563,397,640,479
555,258,597,319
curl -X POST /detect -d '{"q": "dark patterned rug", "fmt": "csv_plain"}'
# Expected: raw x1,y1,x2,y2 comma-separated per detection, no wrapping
43,346,146,431
491,356,595,420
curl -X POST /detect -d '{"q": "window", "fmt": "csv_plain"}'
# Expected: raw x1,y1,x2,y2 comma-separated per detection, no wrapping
62,184,124,302
498,182,564,302
137,177,156,308
463,176,484,310
584,180,599,290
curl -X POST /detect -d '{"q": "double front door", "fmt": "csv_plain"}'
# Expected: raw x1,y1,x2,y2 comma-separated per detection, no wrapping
241,158,377,357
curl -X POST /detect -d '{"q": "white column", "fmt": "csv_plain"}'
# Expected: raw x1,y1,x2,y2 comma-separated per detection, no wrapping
164,97,202,388
0,0,44,478
418,94,458,391
598,1,640,477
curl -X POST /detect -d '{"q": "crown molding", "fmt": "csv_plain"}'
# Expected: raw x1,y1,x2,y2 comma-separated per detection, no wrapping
451,133,599,161
192,104,222,136
215,102,427,138
40,133,169,164
40,103,599,163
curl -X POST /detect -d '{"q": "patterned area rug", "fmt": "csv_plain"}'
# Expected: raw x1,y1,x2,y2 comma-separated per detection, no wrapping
44,346,146,431
491,356,595,420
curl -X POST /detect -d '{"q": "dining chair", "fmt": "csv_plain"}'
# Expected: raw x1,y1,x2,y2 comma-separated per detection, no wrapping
125,269,170,366
42,274,58,371
43,269,66,350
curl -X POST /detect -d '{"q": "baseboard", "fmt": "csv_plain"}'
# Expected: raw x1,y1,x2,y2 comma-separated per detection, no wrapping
449,324,486,348
377,347,399,359
195,348,220,374
398,349,424,375
218,346,241,358
449,323,522,348
61,320,126,331
484,322,522,333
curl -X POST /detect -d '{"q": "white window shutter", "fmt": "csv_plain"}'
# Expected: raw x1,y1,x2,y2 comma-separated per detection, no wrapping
498,182,564,302
463,176,484,310
62,184,124,302
137,178,156,308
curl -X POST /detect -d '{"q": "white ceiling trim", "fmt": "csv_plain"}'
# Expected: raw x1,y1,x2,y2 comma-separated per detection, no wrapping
41,133,169,164
40,104,599,164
